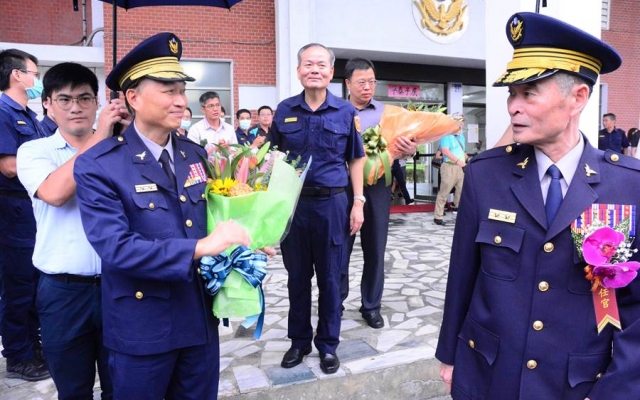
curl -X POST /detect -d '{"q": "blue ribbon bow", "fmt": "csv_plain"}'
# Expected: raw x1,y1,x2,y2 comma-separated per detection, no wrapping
199,246,268,339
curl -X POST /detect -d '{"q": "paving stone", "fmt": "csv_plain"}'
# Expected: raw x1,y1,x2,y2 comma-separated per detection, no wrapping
233,365,269,393
264,364,316,387
338,339,379,362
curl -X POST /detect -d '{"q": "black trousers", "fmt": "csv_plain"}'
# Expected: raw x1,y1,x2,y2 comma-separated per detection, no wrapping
342,177,391,313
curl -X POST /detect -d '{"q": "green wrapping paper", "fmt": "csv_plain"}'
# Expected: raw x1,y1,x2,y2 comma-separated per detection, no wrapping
206,157,308,319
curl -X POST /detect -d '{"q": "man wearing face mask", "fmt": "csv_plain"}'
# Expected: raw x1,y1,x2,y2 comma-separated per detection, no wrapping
177,107,192,136
235,108,265,148
0,49,50,381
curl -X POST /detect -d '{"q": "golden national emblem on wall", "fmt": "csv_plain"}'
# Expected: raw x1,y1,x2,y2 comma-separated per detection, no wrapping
412,0,469,44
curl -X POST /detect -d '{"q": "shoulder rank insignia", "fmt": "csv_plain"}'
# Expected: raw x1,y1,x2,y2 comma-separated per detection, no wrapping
585,164,597,176
135,151,146,161
516,157,529,169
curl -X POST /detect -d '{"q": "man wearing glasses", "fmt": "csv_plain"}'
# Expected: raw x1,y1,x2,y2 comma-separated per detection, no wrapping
17,62,128,398
0,49,49,381
341,58,416,329
187,91,237,149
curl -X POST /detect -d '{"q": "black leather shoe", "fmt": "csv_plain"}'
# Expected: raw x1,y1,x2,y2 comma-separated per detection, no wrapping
281,346,312,368
362,311,384,329
6,358,50,381
406,198,415,205
319,353,340,374
434,219,445,226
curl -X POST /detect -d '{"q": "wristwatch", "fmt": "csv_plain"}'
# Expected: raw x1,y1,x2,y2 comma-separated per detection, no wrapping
354,195,366,204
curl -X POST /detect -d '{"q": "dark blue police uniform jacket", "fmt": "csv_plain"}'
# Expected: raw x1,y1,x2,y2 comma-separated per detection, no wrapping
598,127,628,153
436,138,640,400
0,94,45,247
74,125,217,356
271,90,364,353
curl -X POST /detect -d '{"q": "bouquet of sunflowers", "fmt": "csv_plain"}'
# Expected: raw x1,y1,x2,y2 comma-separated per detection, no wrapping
199,143,309,338
363,102,460,185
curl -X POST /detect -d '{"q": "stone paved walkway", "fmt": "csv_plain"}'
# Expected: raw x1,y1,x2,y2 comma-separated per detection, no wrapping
0,207,457,400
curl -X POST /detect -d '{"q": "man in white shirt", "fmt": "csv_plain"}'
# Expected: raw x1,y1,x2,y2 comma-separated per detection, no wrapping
187,91,236,149
17,62,129,399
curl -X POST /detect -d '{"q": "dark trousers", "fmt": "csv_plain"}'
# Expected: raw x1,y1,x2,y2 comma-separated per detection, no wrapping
109,341,219,400
37,274,112,399
341,177,391,313
391,160,412,201
281,193,348,355
0,244,40,362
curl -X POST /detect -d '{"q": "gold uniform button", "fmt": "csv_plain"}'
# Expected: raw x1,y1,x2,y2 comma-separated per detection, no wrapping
135,291,144,300
506,145,513,153
596,372,603,380
185,219,193,227
201,193,206,199
526,360,538,369
494,236,502,244
538,281,549,292
610,154,619,162
196,267,201,275
533,320,544,331
543,242,554,252
117,136,124,142
149,202,155,210
180,195,187,203
468,340,475,349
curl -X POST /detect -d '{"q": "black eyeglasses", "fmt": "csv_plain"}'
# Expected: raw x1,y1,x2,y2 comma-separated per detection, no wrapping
19,69,41,79
52,95,97,110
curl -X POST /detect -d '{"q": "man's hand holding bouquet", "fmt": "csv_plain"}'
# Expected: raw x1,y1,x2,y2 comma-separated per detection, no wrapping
362,102,460,185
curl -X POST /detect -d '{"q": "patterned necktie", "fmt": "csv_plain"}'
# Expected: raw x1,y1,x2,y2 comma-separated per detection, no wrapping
545,164,563,226
159,149,176,191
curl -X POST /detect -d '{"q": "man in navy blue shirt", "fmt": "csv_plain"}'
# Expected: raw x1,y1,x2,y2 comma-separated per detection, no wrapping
271,43,365,375
0,48,49,381
598,113,629,155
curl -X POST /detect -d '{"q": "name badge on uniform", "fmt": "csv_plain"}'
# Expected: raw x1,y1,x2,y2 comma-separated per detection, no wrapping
16,120,26,125
135,183,158,193
184,162,208,187
284,117,297,123
488,209,517,224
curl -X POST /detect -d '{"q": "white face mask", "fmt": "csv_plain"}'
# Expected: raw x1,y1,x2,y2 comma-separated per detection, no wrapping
180,119,191,130
239,120,251,131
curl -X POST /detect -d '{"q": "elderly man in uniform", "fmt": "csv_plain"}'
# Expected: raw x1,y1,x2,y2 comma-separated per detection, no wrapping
0,48,49,381
73,33,251,399
437,13,640,400
271,43,365,374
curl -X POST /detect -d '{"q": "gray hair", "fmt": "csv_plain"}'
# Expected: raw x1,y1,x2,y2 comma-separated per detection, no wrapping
297,43,335,67
552,72,593,97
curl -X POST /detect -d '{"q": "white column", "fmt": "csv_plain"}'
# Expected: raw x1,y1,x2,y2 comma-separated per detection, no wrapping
486,0,603,147
275,0,316,103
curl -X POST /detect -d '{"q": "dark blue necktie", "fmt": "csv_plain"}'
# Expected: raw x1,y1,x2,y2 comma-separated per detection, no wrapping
545,165,563,225
159,149,176,191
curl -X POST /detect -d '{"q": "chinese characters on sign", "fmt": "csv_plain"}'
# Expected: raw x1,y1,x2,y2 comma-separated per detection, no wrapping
388,84,421,99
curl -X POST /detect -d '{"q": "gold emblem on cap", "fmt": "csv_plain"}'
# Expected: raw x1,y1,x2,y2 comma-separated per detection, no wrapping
510,16,523,43
517,157,529,169
584,164,597,177
169,37,179,55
